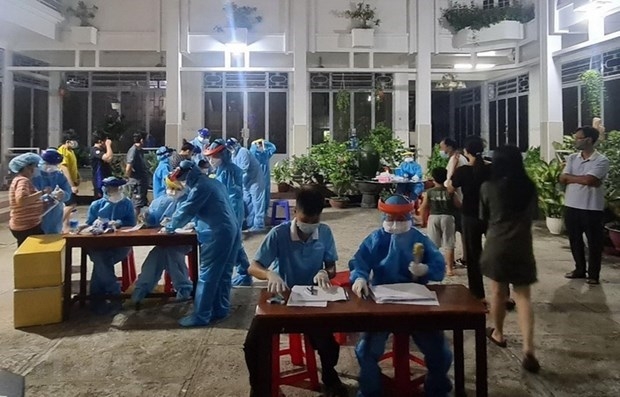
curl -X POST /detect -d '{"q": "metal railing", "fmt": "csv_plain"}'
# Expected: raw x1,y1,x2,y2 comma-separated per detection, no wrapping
37,0,64,13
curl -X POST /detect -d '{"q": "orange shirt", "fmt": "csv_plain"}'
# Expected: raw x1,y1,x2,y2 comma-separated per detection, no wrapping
9,175,43,231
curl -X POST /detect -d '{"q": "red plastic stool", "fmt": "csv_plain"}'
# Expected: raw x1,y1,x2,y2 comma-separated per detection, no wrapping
271,334,319,397
163,252,198,293
119,249,138,292
379,333,426,396
331,271,351,345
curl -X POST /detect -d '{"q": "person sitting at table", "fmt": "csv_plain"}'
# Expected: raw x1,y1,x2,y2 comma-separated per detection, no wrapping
131,175,193,307
32,148,72,234
349,194,453,397
204,139,253,287
243,187,348,397
86,176,137,314
164,160,241,327
394,151,424,203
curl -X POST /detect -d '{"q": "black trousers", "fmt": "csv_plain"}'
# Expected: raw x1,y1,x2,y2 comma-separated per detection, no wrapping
244,317,340,397
10,224,44,247
564,207,604,280
461,215,486,299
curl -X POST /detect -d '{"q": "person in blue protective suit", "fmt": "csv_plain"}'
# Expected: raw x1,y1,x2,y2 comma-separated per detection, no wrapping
349,195,453,397
205,139,253,287
395,152,425,202
131,176,193,307
152,146,175,199
226,137,266,232
244,187,348,397
32,148,72,234
189,128,210,169
165,160,241,327
86,176,137,314
249,139,277,213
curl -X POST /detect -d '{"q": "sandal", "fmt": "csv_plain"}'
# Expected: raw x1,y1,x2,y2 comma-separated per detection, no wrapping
522,353,541,373
486,327,507,348
505,299,516,311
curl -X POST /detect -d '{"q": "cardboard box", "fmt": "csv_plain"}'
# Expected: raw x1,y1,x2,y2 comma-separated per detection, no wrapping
14,286,63,328
13,235,65,289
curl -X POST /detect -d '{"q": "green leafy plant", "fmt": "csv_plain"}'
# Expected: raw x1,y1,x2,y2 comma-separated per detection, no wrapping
552,135,576,163
523,146,542,179
214,2,263,32
66,1,99,27
290,155,321,185
530,159,565,218
360,123,406,170
440,1,535,33
272,158,292,185
336,90,350,112
145,151,158,174
425,144,450,177
341,1,381,29
598,130,620,205
309,139,357,196
580,69,604,121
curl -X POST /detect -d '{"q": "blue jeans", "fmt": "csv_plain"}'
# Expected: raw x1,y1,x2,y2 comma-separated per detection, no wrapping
243,181,266,230
88,247,131,299
132,245,193,302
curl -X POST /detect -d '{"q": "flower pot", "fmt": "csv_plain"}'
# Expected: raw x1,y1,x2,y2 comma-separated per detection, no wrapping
329,197,349,209
356,181,383,209
452,20,524,49
605,223,620,251
277,183,290,193
70,26,98,45
546,217,564,235
351,28,374,48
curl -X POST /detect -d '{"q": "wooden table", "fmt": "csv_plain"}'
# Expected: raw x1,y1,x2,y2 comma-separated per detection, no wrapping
252,284,487,397
63,228,199,320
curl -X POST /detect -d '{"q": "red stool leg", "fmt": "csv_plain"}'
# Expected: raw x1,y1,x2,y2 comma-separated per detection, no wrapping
289,334,304,366
128,250,137,283
392,333,411,393
302,335,320,390
120,257,130,292
164,271,173,294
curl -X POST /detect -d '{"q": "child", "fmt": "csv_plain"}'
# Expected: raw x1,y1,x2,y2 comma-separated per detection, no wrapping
243,187,347,397
418,168,457,276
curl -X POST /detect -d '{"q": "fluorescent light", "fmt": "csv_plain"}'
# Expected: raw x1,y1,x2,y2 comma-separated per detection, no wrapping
477,51,497,57
453,53,472,57
226,42,247,54
454,63,473,69
475,64,495,70
575,0,617,14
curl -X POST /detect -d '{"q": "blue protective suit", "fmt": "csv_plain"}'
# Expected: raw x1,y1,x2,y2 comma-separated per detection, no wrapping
131,194,193,303
152,158,171,199
231,145,266,230
167,166,241,327
212,150,253,287
250,141,276,213
396,159,424,201
86,196,137,313
32,170,72,234
190,136,209,167
349,227,453,397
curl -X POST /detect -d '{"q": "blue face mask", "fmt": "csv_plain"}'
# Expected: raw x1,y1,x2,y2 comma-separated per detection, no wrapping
32,167,41,178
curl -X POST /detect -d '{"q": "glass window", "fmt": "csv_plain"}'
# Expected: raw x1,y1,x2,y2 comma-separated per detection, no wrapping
225,92,244,140
353,92,372,140
497,99,507,147
507,97,517,146
603,78,620,132
489,101,497,150
311,93,330,145
248,92,266,144
375,92,393,129
92,92,119,133
147,91,166,147
33,89,49,149
13,86,32,148
204,92,223,141
63,92,89,146
562,87,578,135
518,96,529,151
268,92,287,154
332,92,351,143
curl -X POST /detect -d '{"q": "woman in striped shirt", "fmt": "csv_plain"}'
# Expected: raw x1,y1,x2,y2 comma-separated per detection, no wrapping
8,153,44,247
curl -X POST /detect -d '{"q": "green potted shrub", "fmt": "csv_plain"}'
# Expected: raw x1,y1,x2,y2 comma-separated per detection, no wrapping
290,155,321,186
66,1,99,44
328,166,355,209
600,130,620,249
425,144,450,187
530,158,565,234
272,158,292,192
340,1,381,47
214,1,263,45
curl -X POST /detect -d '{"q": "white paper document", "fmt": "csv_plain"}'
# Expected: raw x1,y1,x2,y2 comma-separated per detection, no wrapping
286,285,349,307
370,283,439,306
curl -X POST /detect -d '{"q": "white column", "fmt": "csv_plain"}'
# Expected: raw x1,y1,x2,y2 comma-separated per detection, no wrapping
181,71,203,142
291,0,309,156
480,82,490,145
528,65,541,148
48,72,62,147
539,0,563,162
393,73,409,145
415,1,433,171
1,50,14,169
163,0,183,149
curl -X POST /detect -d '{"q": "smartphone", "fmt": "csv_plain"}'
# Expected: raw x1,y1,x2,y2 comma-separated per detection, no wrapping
267,294,286,305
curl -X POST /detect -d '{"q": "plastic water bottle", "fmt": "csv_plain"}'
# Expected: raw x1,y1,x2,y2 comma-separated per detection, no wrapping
69,209,79,234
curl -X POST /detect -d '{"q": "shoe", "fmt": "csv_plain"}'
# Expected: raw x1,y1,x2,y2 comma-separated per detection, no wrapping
324,381,348,397
565,271,587,279
455,258,467,268
178,315,210,328
232,274,253,287
586,278,600,285
486,327,507,348
505,299,516,311
522,353,541,373
247,227,266,233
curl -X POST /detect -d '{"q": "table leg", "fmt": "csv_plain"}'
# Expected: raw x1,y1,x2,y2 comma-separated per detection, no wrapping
475,323,488,397
62,246,73,321
79,249,88,307
393,333,411,393
190,244,199,294
453,329,466,397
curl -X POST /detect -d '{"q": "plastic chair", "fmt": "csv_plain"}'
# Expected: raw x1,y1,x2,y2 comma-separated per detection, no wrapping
163,252,198,294
379,333,427,396
271,200,291,226
119,249,137,292
271,333,319,397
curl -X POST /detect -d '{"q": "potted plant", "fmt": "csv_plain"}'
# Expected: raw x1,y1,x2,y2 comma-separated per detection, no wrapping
328,167,355,209
530,158,565,234
340,1,381,47
440,1,535,48
66,1,99,44
290,155,321,186
214,2,263,45
599,130,620,250
580,70,604,121
272,158,292,193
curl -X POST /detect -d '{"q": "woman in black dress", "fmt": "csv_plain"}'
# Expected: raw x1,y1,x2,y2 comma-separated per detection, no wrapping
480,145,540,373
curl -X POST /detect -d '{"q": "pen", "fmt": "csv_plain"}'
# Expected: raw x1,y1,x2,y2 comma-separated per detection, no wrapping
343,289,349,301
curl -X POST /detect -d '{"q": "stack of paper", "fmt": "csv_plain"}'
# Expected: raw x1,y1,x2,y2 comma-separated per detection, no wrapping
370,283,439,306
286,285,349,307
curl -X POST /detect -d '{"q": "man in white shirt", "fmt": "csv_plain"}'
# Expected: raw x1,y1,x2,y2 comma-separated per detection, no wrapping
560,126,610,285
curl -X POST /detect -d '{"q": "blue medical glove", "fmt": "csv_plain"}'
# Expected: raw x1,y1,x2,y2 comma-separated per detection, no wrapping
165,224,176,234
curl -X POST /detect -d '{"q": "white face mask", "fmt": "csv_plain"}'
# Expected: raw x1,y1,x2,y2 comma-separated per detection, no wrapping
108,192,124,203
383,220,411,234
209,157,223,169
297,221,319,235
198,136,206,143
68,140,78,149
439,150,449,159
42,164,59,173
404,157,414,163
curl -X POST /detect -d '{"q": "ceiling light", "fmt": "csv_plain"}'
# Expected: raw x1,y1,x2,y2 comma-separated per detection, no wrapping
475,64,495,70
435,73,467,91
477,51,497,57
575,0,618,14
226,42,247,54
454,63,473,69
453,53,472,57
